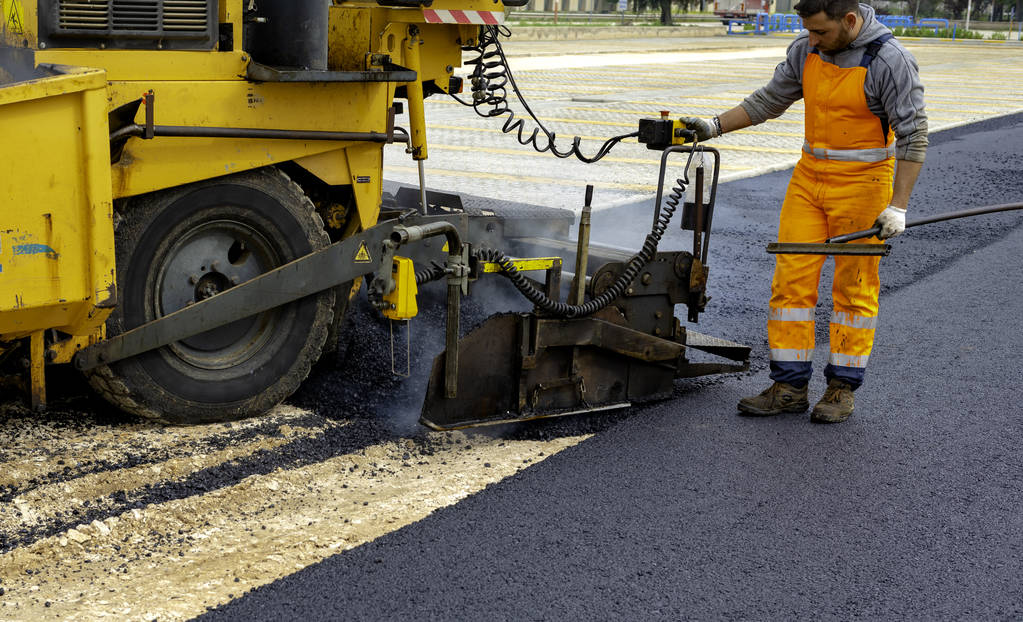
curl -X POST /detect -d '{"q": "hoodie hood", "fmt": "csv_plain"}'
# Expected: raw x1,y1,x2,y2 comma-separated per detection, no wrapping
849,3,893,49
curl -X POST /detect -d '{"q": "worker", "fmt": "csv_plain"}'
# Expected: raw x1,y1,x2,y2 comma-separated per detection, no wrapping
682,0,927,423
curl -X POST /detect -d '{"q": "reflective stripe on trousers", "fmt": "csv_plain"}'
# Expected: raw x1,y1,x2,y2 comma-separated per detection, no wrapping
769,312,877,364
829,352,870,368
770,348,814,362
831,311,878,330
768,307,814,356
828,310,876,378
769,307,814,322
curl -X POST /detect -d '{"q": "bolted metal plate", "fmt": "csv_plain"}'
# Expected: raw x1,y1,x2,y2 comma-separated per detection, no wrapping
420,313,686,430
420,313,523,430
685,330,751,362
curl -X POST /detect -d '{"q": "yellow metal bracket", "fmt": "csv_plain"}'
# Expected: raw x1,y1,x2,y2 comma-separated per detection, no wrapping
382,256,419,320
480,257,562,274
29,330,46,411
403,26,428,160
47,330,104,365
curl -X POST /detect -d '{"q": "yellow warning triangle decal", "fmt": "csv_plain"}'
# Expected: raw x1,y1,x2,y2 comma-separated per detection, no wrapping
354,242,372,263
5,0,24,35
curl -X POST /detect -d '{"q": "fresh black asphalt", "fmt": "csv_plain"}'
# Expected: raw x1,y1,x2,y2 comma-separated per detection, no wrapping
197,114,1023,620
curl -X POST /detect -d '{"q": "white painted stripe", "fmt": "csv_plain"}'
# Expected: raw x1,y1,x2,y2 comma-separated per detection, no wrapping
499,48,788,72
770,348,814,362
769,307,814,322
454,10,483,24
831,311,878,330
0,423,590,620
830,352,870,368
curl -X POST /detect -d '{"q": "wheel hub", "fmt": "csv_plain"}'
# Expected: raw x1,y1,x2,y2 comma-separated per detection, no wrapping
194,271,232,301
155,220,281,370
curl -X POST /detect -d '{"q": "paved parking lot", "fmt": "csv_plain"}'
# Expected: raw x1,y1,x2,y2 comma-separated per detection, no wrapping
384,35,1023,210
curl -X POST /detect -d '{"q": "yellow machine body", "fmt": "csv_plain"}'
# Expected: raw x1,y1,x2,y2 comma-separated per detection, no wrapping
480,257,562,274
382,256,419,320
0,65,116,341
0,1,480,332
0,0,502,409
0,0,753,430
0,0,482,245
24,2,474,217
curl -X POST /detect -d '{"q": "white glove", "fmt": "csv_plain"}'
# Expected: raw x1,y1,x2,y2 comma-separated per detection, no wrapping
873,205,906,239
680,116,717,142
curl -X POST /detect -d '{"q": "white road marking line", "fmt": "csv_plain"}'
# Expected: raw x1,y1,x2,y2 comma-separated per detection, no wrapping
0,432,591,621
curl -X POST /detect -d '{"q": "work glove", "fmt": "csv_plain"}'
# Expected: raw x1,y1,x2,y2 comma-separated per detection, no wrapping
680,116,718,142
873,205,907,239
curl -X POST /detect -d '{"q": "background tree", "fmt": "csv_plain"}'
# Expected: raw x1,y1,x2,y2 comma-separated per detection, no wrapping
909,0,945,18
945,0,967,19
634,0,689,25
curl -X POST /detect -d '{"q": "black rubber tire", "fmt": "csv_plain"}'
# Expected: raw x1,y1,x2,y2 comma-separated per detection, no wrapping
86,168,335,424
321,279,356,358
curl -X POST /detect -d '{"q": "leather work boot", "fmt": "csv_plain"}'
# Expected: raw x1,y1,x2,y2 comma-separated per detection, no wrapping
811,379,855,423
737,382,809,416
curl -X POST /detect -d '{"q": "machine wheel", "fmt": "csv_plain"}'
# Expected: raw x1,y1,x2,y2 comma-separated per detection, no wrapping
321,279,356,357
86,168,335,424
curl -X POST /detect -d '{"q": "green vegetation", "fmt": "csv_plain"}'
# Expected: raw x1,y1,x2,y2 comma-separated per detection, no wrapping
891,25,984,38
890,26,1012,40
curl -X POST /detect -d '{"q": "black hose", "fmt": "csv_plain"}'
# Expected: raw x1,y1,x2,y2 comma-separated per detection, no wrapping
411,145,701,318
415,261,447,285
452,25,637,164
474,173,690,318
827,201,1023,243
416,175,686,316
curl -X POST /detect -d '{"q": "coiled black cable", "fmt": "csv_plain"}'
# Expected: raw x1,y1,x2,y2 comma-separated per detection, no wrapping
410,145,702,317
473,149,698,318
415,177,681,317
452,25,637,163
413,190,679,315
473,202,666,317
415,261,447,285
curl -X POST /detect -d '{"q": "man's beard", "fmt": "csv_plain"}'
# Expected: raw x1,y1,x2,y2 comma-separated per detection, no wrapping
822,24,856,53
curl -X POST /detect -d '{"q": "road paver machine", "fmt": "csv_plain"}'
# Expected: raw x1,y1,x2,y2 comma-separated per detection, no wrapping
0,0,749,429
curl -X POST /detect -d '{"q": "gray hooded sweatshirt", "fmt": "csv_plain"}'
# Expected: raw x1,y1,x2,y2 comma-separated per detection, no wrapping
740,4,928,163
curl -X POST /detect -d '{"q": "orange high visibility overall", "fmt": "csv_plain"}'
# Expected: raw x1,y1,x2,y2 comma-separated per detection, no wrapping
768,35,895,389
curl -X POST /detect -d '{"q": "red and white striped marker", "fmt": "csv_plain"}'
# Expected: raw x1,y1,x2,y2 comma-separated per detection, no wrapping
422,9,505,24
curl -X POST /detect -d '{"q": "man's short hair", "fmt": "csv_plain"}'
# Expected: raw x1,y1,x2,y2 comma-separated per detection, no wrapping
793,0,860,20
